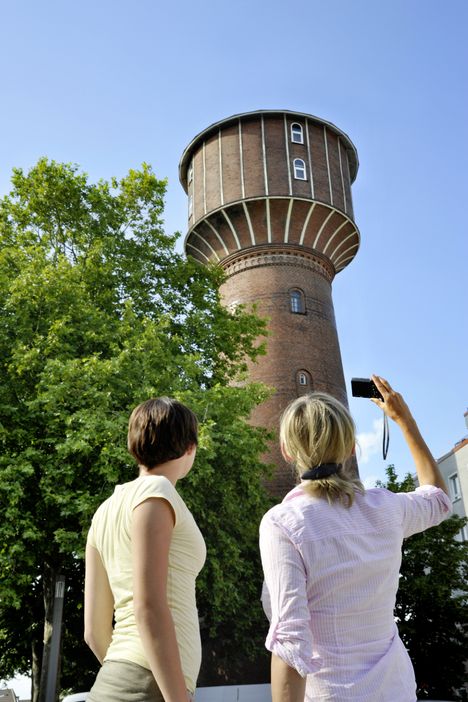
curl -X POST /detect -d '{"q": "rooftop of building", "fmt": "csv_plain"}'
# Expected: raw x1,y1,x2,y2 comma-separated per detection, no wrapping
437,436,468,463
179,109,359,191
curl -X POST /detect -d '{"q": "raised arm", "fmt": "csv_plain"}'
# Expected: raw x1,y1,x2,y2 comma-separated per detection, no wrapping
371,375,448,495
84,544,114,663
132,497,190,702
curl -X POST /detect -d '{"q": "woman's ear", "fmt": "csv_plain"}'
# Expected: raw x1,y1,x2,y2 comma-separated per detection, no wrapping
186,443,197,456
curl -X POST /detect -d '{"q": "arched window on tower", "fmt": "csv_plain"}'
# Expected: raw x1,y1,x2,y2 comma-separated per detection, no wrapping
296,370,313,396
291,123,304,144
293,158,307,180
290,288,306,314
188,162,193,185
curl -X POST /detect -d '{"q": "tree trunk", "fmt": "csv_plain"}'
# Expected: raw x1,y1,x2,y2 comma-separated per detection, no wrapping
32,637,42,702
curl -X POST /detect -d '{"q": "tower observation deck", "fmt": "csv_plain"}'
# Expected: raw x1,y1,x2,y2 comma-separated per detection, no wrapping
179,110,360,495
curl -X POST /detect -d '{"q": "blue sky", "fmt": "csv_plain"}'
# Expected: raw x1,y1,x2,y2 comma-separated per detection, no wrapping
0,0,467,500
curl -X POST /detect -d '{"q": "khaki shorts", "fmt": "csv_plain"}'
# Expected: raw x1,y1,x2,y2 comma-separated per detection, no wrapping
88,660,194,701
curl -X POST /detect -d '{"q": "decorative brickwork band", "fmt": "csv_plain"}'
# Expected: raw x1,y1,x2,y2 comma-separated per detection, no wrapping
221,244,335,283
185,197,359,273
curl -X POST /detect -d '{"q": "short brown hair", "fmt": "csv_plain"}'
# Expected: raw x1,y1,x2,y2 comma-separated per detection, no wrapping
127,397,198,469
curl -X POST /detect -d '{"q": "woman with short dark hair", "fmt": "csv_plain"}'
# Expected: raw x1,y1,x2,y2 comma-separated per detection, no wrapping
85,397,204,702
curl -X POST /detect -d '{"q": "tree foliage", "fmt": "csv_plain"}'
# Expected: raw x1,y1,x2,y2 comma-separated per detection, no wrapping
378,466,468,701
0,159,273,697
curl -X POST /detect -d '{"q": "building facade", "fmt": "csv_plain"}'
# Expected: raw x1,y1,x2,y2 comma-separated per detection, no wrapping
179,110,360,494
437,411,468,541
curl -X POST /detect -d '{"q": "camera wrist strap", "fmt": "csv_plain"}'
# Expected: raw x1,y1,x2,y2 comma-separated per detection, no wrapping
382,411,389,460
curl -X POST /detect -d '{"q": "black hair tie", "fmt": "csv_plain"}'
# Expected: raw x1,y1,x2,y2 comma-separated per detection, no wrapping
301,463,341,481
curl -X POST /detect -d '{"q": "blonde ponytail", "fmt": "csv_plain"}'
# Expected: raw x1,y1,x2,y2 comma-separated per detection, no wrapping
280,392,364,507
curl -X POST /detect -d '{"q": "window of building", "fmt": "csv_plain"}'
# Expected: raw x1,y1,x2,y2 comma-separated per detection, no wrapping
457,524,468,542
188,162,193,184
188,195,193,218
296,370,313,396
289,288,305,314
293,158,307,180
291,123,304,144
449,473,461,501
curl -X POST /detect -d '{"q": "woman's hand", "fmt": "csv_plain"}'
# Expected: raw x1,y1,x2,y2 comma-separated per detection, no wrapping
370,375,414,427
370,375,448,494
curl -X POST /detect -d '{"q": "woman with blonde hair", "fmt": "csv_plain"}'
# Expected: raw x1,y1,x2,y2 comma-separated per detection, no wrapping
259,376,451,702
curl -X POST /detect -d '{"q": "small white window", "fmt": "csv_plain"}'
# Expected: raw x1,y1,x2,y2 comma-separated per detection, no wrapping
296,370,313,395
293,158,307,180
188,195,193,218
188,162,193,184
449,473,461,501
291,123,304,144
290,289,305,314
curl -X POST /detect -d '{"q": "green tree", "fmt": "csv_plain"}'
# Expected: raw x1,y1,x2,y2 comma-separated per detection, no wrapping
0,159,273,700
378,466,468,700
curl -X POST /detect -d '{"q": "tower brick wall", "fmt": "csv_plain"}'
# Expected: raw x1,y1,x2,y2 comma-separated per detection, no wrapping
180,110,360,495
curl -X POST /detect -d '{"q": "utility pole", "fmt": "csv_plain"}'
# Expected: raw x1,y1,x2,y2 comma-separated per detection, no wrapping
44,575,66,702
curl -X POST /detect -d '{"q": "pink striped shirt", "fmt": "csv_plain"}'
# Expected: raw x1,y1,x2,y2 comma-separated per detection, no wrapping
259,485,452,701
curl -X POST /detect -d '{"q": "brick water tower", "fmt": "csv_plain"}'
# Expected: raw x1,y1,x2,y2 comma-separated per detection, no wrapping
179,110,360,494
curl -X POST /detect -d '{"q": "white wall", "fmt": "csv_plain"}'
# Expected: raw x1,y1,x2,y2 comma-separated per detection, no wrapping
196,684,271,701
